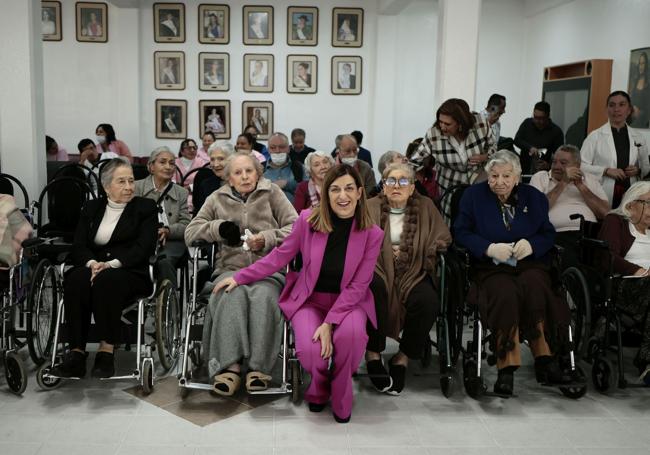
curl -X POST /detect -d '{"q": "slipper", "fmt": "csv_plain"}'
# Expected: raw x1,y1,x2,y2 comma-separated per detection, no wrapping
213,370,241,396
246,371,272,392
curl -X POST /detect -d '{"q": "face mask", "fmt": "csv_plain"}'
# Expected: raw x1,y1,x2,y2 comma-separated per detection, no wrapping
270,153,287,165
341,157,356,166
96,135,106,144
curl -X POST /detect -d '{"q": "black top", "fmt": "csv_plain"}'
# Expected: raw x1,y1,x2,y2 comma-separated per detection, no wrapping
314,214,354,293
289,145,316,164
611,125,630,169
514,118,564,174
193,172,222,215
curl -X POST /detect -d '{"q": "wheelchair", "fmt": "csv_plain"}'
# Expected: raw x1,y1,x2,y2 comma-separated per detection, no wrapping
567,215,650,393
34,247,166,394
439,184,587,400
177,240,301,402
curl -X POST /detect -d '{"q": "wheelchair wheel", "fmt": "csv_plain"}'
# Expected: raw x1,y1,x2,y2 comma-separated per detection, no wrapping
36,363,63,390
290,360,301,403
4,351,27,395
561,267,591,357
559,366,587,399
27,258,58,365
141,358,154,395
592,356,614,393
155,279,182,371
462,355,485,399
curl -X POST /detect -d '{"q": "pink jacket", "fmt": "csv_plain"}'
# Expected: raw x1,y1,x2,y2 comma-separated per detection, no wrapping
96,140,133,162
234,209,383,327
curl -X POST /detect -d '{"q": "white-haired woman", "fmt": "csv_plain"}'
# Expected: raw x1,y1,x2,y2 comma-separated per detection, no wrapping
193,141,235,214
51,158,158,379
184,152,297,395
135,146,190,290
293,151,335,212
598,181,650,382
454,150,572,395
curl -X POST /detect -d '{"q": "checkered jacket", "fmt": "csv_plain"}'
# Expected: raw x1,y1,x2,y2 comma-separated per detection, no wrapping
411,113,496,220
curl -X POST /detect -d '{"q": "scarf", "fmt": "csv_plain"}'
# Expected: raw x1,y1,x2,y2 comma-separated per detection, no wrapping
308,179,321,208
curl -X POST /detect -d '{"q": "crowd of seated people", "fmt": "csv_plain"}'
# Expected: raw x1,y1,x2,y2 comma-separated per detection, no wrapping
33,89,650,423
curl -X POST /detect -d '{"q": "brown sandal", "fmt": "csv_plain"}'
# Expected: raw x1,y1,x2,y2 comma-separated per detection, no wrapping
213,370,241,396
245,371,272,392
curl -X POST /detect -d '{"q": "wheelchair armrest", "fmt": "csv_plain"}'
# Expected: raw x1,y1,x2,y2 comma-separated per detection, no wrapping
580,237,609,249
22,237,44,248
148,255,158,266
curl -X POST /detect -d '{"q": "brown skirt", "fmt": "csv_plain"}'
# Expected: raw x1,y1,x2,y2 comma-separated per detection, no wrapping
467,261,570,357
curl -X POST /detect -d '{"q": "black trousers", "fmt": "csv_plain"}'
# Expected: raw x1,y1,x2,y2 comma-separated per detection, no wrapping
367,273,438,359
64,266,151,350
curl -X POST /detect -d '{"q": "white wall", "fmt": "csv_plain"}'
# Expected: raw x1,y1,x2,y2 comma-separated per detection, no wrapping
42,0,439,166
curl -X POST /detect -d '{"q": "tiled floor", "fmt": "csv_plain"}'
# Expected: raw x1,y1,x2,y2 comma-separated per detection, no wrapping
1,344,649,455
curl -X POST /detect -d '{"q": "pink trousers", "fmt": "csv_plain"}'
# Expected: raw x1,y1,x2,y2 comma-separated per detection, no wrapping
291,292,368,419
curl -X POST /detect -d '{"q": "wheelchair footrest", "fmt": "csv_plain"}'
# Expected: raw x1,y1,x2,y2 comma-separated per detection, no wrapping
540,379,586,388
482,390,516,399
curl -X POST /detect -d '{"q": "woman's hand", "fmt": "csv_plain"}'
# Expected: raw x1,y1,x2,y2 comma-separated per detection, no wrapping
604,168,627,180
624,165,640,177
90,261,110,282
468,153,488,166
158,227,170,246
486,243,514,262
212,276,239,294
513,239,533,260
246,234,265,252
312,323,333,359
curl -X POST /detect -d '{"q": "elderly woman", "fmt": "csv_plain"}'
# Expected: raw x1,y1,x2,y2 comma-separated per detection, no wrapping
135,147,190,290
598,181,650,382
581,91,650,208
50,158,158,379
365,163,451,394
410,98,496,220
184,152,297,395
193,141,234,214
293,150,335,212
215,164,383,423
454,150,572,395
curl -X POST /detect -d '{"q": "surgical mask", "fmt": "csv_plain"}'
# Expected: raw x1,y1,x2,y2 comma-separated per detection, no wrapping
270,153,287,165
96,135,106,144
341,157,356,166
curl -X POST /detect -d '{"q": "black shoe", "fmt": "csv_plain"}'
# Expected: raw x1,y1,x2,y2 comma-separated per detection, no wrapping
366,359,392,393
535,356,572,385
333,412,350,424
308,402,326,413
494,367,515,396
387,362,407,396
50,351,87,378
91,351,115,378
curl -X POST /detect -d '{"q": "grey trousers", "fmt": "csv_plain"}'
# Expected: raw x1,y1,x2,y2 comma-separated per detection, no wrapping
156,240,187,289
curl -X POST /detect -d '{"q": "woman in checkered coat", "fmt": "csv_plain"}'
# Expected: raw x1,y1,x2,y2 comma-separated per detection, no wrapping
410,98,496,221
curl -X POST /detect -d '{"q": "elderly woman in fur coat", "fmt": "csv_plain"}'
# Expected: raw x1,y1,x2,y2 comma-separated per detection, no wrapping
365,163,452,395
185,152,297,396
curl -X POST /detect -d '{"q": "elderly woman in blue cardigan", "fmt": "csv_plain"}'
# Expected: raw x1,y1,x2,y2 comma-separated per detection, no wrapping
454,150,572,396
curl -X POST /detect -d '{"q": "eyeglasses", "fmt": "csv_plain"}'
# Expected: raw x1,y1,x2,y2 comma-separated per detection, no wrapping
634,199,650,205
185,145,197,150
384,177,412,187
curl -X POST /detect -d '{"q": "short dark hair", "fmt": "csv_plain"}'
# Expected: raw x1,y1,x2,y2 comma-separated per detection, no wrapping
607,90,632,105
237,132,255,147
244,124,259,134
95,123,116,145
202,131,216,141
487,93,506,107
46,135,56,151
178,138,197,157
77,138,94,152
534,101,551,116
435,98,475,140
351,130,363,145
291,128,306,139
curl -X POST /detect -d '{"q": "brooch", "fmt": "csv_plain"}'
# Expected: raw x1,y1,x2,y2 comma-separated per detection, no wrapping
523,206,528,213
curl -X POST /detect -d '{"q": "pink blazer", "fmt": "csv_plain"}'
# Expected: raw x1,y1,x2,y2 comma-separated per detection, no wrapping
234,209,383,327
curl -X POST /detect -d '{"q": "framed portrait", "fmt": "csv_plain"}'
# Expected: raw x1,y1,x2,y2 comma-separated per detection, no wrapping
154,3,185,43
156,99,187,139
628,47,650,129
332,8,363,47
243,54,274,93
242,101,273,140
199,100,231,139
287,6,318,46
198,4,229,44
243,5,273,45
75,2,108,43
154,51,185,90
199,52,229,91
287,55,317,94
42,1,62,41
331,56,362,95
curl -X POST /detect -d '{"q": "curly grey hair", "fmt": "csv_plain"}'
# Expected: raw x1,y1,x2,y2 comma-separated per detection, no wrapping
484,149,522,177
304,151,335,178
610,181,650,220
208,140,235,157
147,146,174,168
223,151,264,181
382,162,415,181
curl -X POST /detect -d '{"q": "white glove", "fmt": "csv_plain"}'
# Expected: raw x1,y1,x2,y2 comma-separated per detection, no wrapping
241,229,253,251
486,243,514,262
513,239,533,260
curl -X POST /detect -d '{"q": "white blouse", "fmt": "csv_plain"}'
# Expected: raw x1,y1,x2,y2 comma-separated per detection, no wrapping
389,210,405,245
625,222,650,270
90,199,126,268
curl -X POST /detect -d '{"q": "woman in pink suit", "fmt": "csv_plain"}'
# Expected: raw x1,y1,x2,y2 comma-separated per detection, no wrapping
214,164,383,423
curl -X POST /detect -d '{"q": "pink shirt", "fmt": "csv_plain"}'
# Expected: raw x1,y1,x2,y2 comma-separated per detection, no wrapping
96,140,133,162
46,147,69,162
